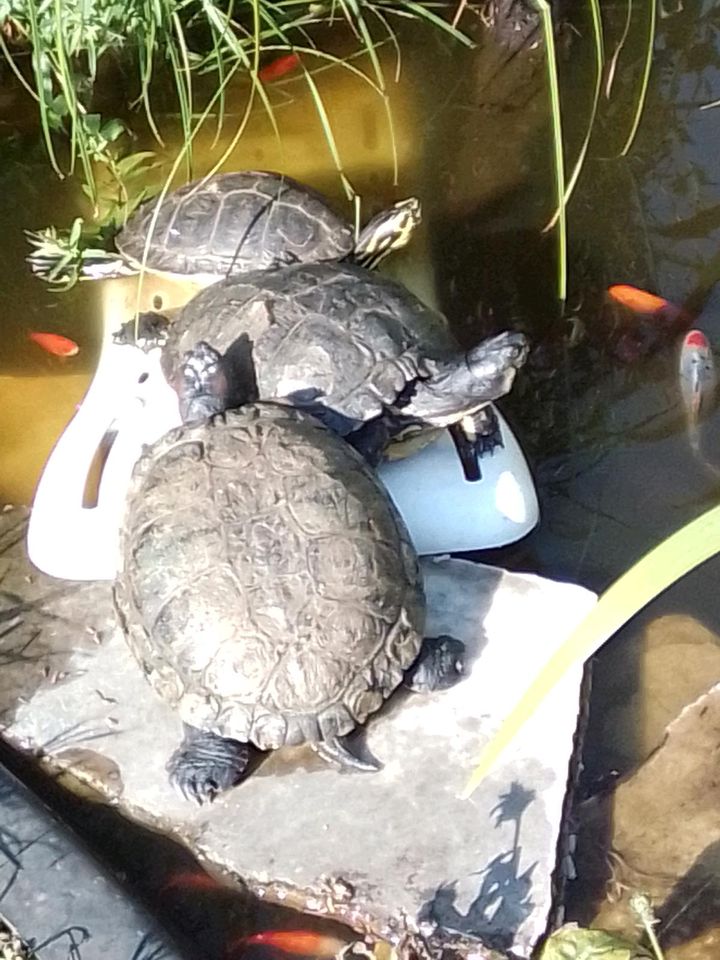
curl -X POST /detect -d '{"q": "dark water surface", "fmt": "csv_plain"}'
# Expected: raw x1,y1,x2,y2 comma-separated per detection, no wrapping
2,1,720,956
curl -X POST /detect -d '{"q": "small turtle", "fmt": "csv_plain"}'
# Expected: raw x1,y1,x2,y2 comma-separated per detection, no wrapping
119,262,528,480
27,170,421,285
113,403,465,803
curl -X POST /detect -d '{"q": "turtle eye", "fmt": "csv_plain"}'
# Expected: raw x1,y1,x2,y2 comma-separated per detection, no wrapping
153,294,164,310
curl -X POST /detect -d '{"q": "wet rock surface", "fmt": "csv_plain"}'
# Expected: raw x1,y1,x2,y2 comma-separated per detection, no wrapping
0,508,595,959
574,678,720,956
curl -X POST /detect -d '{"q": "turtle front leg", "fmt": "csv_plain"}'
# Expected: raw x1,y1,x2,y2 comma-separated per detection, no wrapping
174,341,230,423
347,418,393,467
404,635,466,693
401,331,528,425
167,724,253,804
398,331,527,482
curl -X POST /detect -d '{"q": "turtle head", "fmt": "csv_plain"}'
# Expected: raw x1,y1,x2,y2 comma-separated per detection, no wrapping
353,197,422,270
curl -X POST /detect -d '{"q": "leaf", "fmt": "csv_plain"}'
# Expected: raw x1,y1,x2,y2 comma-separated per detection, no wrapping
540,924,653,960
462,502,720,798
100,117,125,142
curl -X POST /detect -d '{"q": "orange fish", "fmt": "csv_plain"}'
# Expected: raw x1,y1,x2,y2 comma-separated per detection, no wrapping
28,331,79,357
160,870,223,894
258,53,301,83
231,930,346,958
607,284,673,315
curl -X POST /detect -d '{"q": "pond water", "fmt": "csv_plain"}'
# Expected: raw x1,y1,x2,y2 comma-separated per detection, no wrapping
2,1,720,957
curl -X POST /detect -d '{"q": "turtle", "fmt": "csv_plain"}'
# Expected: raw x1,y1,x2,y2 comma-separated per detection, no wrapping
113,402,466,804
117,261,529,481
27,170,421,286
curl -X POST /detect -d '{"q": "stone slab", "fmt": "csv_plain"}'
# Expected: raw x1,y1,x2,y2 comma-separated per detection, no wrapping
0,509,595,959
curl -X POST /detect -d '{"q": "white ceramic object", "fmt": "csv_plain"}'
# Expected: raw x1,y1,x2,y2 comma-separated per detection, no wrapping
27,319,539,582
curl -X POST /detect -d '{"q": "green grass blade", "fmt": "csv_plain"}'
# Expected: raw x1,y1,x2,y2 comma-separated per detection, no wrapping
462,501,720,799
533,0,566,304
604,0,632,100
544,0,604,233
168,12,194,179
336,0,398,184
0,32,41,102
131,54,246,325
25,0,63,179
619,0,656,157
298,63,355,199
391,1,474,46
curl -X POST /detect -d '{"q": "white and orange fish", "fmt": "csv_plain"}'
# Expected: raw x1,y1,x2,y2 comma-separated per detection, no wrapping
679,329,716,457
230,930,346,958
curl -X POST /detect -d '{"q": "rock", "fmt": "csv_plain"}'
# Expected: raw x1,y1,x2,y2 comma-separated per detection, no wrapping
597,614,720,775
574,682,720,952
0,510,595,960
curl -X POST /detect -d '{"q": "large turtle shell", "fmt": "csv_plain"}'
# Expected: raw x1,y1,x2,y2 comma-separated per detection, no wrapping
163,262,461,426
113,403,424,751
116,171,354,280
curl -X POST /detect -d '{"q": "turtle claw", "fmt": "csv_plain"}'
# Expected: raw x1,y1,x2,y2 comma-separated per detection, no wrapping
167,726,251,804
449,406,503,482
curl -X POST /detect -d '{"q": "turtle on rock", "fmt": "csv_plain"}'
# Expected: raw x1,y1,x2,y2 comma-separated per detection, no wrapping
113,403,466,804
117,262,529,480
27,170,421,286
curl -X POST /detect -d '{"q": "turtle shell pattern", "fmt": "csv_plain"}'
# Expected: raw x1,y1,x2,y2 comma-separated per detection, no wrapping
116,171,354,278
163,262,461,426
113,403,424,751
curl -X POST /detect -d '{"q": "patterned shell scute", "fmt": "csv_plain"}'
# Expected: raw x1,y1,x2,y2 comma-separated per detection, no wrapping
165,262,460,425
116,171,354,277
113,404,424,751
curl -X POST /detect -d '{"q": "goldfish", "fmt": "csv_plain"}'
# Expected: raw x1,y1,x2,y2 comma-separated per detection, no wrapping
159,869,223,894
258,53,301,83
607,284,690,363
607,284,674,315
28,331,80,357
679,329,716,458
231,930,346,958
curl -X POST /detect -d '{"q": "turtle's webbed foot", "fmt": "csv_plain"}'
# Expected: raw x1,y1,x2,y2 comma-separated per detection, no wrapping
405,635,465,693
469,406,503,456
112,311,172,352
167,725,251,804
449,406,503,481
175,341,229,423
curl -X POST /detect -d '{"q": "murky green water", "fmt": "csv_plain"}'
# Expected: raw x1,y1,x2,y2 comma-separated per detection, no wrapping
2,1,720,956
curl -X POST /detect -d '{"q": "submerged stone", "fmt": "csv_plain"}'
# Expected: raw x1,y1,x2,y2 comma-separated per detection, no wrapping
0,508,595,960
575,681,720,953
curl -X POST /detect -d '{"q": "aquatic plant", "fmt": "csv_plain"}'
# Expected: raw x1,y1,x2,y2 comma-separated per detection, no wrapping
0,0,471,210
463,501,720,797
539,923,654,959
